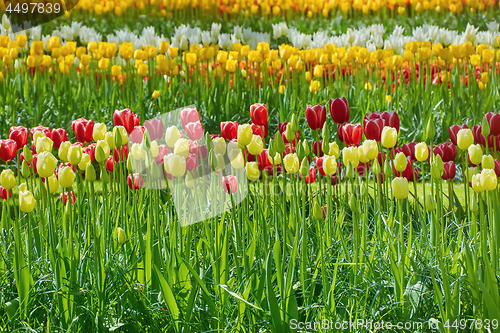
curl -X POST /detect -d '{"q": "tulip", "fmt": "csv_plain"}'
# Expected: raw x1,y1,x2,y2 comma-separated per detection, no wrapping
36,151,57,178
164,154,186,177
68,144,83,166
86,164,96,182
341,124,363,146
180,108,200,128
58,166,75,188
328,142,340,159
362,140,378,160
35,136,53,154
0,169,15,190
306,104,327,130
381,127,398,149
269,151,282,166
485,112,500,136
257,150,273,171
113,126,129,146
480,169,497,191
246,162,260,180
449,124,469,146
363,118,384,141
222,175,237,194
442,161,456,180
93,123,107,141
144,118,164,141
173,138,190,158
185,121,204,141
72,118,94,143
117,227,127,245
468,144,483,166
415,142,429,162
482,155,495,169
283,153,300,174
471,174,484,193
237,124,253,146
106,132,116,151
131,143,147,160
323,155,337,175
221,121,238,141
299,166,317,184
0,139,17,161
105,156,115,172
394,152,407,172
425,194,437,211
433,142,457,162
380,111,400,133
457,128,474,150
78,153,91,171
8,126,28,150
247,135,264,156
343,147,360,168
113,109,140,134
250,103,268,126
129,126,146,144
165,126,181,147
185,153,198,171
30,126,51,139
60,192,76,206
329,97,350,125
392,177,409,199
251,122,269,139
19,189,36,213
0,186,12,200
127,173,143,190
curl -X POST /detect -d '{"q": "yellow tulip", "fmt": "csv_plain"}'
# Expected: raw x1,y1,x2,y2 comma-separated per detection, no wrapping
58,141,71,162
381,126,398,148
482,155,495,169
415,142,429,162
246,162,260,180
468,144,483,165
35,136,53,154
343,147,360,168
323,156,337,175
230,152,244,169
58,166,75,188
174,138,190,158
471,174,484,193
480,169,497,191
283,153,300,174
165,126,181,147
117,227,127,245
247,135,264,156
78,153,91,171
328,142,340,159
19,190,35,213
212,137,226,155
46,175,59,194
0,169,15,190
131,143,147,160
68,145,83,166
457,128,474,150
392,177,409,199
113,126,129,145
237,124,253,146
36,151,58,178
152,90,160,99
164,154,186,177
93,122,107,141
111,65,122,76
362,140,378,160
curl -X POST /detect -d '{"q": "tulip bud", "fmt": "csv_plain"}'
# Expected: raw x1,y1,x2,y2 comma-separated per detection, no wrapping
86,164,96,182
268,138,276,158
208,151,216,170
373,159,381,175
482,117,490,137
482,154,495,169
142,130,151,149
58,166,75,188
296,140,305,160
274,132,285,154
290,114,299,133
426,117,435,140
101,169,109,184
127,155,133,172
383,159,393,177
425,193,437,211
21,160,31,178
117,227,127,245
285,123,296,143
68,145,83,166
46,175,59,194
392,177,409,199
23,145,33,163
322,125,330,141
431,162,443,179
302,140,310,156
349,194,357,210
0,169,16,190
114,126,128,147
300,156,309,177
313,201,324,220
345,162,354,179
322,139,329,156
470,195,479,214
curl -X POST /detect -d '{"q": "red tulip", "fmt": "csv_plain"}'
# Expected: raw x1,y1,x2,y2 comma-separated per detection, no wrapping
83,143,96,162
357,161,370,176
106,156,114,171
144,118,164,141
251,122,268,138
485,112,500,136
154,145,170,164
199,144,209,159
114,145,129,162
127,173,143,190
394,156,418,181
299,166,317,184
257,149,273,171
222,175,237,194
264,164,282,176
0,186,12,200
449,124,468,146
377,152,386,167
186,153,198,171
72,118,94,143
250,103,268,126
329,97,350,125
185,121,204,141
51,128,68,149
30,126,51,139
180,108,200,128
374,172,385,184
0,139,17,162
113,109,140,134
306,104,327,130
494,159,500,177
341,124,363,146
363,117,384,141
380,111,400,133
220,121,238,141
60,191,76,206
433,142,457,162
282,131,300,145
442,161,456,180
189,140,199,156
278,121,289,134
58,162,75,172
337,124,344,142
313,140,324,157
314,157,326,176
330,175,340,185
130,126,146,144
9,126,28,150
402,142,417,161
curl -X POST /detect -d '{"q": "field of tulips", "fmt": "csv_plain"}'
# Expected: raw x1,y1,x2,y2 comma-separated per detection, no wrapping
2,3,500,332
